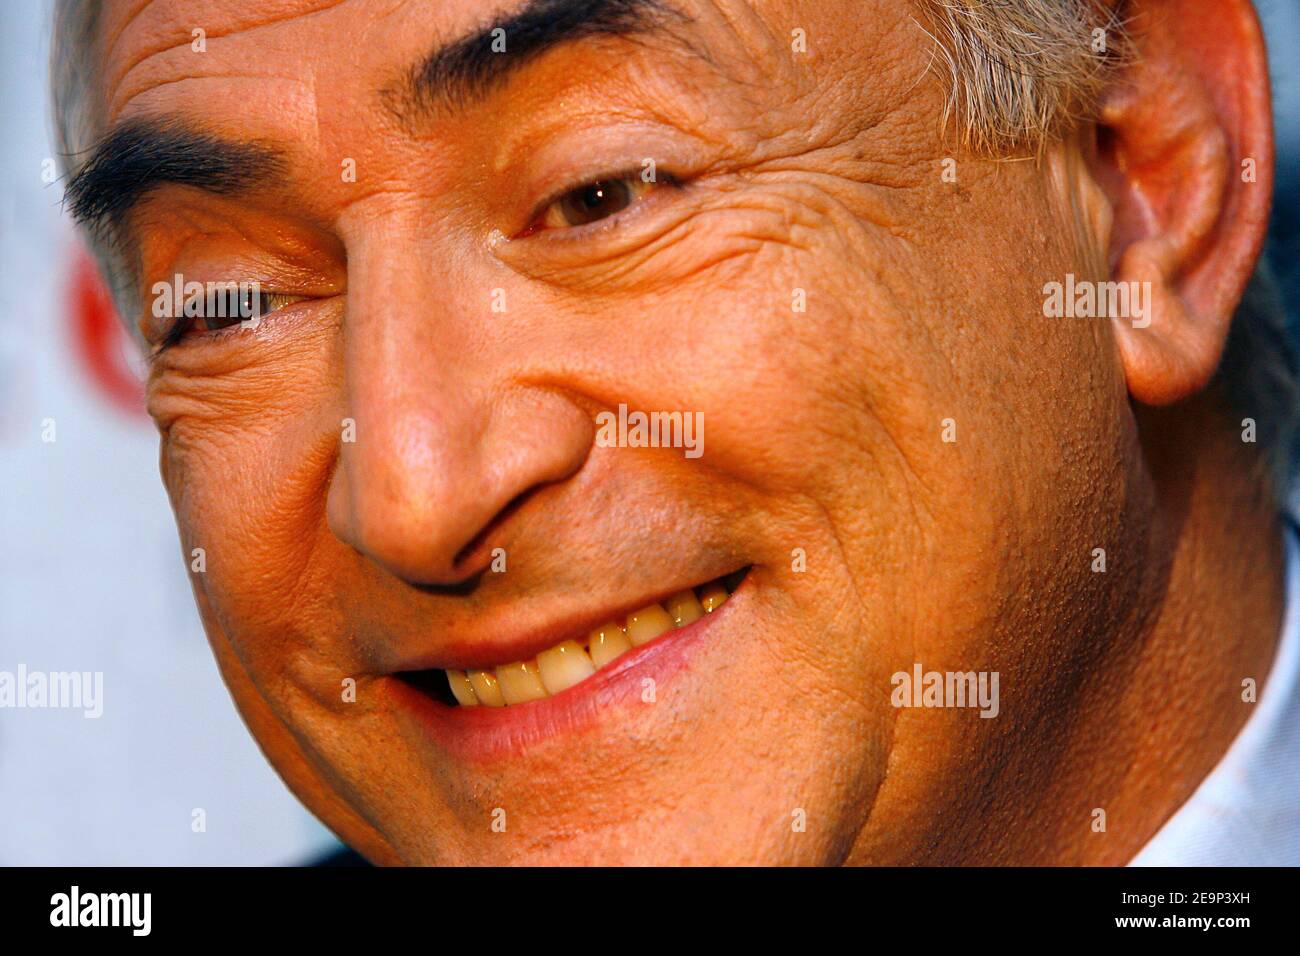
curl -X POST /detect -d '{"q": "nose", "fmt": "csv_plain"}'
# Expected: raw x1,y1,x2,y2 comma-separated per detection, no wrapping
326,246,593,587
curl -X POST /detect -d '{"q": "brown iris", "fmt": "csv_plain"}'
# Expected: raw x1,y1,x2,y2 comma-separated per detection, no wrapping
554,179,634,227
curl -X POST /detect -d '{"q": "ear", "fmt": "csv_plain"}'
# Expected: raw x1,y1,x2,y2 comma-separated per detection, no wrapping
1089,0,1273,406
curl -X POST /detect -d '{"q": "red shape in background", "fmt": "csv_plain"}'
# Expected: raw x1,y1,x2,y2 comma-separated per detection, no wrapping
69,247,146,418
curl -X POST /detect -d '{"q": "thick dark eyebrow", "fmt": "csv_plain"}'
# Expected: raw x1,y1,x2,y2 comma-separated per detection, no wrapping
398,0,684,118
63,118,285,238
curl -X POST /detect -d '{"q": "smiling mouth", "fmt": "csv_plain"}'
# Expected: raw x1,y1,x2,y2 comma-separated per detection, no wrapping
401,567,750,708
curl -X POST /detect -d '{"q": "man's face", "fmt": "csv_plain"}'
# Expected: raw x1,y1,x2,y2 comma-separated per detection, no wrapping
104,0,1136,863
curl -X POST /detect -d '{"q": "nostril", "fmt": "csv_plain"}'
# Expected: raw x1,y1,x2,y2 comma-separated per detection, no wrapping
408,568,485,597
449,486,537,571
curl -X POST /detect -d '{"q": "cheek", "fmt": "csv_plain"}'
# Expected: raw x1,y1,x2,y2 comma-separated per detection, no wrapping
669,205,1090,740
153,331,347,670
610,232,926,817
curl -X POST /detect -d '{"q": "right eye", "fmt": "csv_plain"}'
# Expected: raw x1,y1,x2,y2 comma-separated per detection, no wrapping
159,286,304,347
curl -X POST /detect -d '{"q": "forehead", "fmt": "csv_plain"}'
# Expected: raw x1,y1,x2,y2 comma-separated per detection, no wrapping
83,0,924,237
101,0,738,126
95,1,912,125
100,0,485,127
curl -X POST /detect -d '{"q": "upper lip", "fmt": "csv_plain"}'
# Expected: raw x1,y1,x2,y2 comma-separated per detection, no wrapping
384,567,745,675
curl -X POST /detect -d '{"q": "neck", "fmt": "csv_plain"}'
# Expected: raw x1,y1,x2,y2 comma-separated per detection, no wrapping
1063,393,1285,864
842,391,1286,866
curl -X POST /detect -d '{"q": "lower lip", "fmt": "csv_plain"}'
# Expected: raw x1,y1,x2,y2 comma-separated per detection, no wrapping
387,582,745,764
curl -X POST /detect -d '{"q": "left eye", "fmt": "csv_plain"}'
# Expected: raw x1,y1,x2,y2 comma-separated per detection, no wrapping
538,176,654,230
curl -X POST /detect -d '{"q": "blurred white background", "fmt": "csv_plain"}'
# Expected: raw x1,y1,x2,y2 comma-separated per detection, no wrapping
0,0,337,864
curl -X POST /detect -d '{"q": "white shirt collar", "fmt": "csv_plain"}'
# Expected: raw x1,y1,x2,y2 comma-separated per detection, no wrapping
1130,520,1300,865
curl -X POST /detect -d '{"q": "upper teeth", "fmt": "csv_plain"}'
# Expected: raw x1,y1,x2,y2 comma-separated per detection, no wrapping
444,575,736,707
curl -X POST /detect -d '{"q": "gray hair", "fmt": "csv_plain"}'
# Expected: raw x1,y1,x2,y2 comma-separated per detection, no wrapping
50,0,1298,489
50,0,139,322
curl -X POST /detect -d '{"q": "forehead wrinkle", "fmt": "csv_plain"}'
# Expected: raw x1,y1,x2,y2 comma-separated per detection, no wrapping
689,0,800,83
102,0,160,63
104,0,350,120
111,73,321,143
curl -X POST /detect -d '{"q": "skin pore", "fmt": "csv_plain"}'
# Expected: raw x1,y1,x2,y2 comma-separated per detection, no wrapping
82,0,1281,864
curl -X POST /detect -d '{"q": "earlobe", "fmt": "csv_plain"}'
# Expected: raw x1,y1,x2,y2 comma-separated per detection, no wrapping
1089,0,1273,407
1111,234,1221,406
